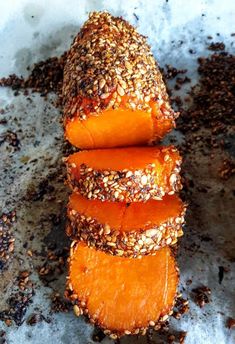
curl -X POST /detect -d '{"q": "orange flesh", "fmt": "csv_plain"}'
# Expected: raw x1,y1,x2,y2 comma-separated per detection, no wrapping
69,193,183,232
65,105,174,149
66,108,154,149
69,243,178,332
67,146,180,171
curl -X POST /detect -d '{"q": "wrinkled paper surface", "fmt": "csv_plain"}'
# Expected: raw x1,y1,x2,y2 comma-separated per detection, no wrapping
0,1,235,343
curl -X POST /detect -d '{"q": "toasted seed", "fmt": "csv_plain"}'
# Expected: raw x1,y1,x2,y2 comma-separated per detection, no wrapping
73,304,80,316
110,334,118,340
117,84,125,96
145,229,158,237
126,171,133,178
161,314,169,322
100,93,110,99
99,78,106,89
141,175,148,185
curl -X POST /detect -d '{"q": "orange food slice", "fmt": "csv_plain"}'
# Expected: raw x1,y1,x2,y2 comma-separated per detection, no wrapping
66,243,178,337
65,146,182,202
67,193,186,257
64,107,175,149
63,12,178,149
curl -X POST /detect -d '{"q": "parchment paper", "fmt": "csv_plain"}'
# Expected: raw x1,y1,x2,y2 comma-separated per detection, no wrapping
0,1,235,343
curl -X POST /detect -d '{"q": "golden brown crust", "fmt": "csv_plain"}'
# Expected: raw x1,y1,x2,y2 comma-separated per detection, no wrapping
66,204,186,257
63,11,177,121
65,241,179,338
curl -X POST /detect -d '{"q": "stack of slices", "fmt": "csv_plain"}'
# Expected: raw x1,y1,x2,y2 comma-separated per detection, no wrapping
63,12,186,339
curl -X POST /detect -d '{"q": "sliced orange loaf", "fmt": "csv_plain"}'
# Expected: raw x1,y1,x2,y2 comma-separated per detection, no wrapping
67,193,186,257
65,146,182,202
66,242,178,338
63,12,178,149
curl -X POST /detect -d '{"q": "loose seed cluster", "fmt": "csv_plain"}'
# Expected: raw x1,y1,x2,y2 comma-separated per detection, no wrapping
66,203,186,257
0,211,16,271
63,12,177,121
65,241,179,338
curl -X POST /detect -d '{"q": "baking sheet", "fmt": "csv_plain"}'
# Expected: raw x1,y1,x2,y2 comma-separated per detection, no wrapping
0,1,235,343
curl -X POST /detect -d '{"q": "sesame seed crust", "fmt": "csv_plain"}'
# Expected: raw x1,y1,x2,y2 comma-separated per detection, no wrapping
66,163,182,203
65,241,179,338
63,11,177,122
66,204,186,258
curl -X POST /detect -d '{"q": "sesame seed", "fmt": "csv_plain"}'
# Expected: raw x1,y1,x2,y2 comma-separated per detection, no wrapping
145,229,158,237
73,305,81,317
161,314,169,322
103,176,109,183
117,84,125,96
110,334,117,340
141,175,148,185
168,191,175,195
99,78,106,89
114,191,119,199
169,173,177,185
100,92,110,99
104,224,111,234
126,171,133,178
166,238,172,245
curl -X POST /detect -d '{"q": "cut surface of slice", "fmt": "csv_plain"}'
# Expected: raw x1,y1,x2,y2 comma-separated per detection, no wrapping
66,243,178,337
65,106,175,149
65,146,182,202
63,12,178,149
67,193,186,257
